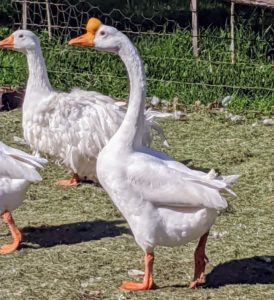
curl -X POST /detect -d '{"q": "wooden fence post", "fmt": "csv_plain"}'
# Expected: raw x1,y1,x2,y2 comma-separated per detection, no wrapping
22,0,27,29
230,0,236,64
45,0,52,39
190,0,199,57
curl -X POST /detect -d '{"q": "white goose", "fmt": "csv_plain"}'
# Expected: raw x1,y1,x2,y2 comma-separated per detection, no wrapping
70,18,240,290
0,141,47,253
0,30,168,187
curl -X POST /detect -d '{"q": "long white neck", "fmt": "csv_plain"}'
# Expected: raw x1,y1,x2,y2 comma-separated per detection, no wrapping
25,46,53,97
111,35,146,149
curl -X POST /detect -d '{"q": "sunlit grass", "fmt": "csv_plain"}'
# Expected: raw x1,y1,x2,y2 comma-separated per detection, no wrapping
0,24,273,113
0,109,273,299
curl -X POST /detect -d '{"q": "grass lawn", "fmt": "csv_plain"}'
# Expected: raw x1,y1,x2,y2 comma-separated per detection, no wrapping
1,25,274,113
0,108,273,300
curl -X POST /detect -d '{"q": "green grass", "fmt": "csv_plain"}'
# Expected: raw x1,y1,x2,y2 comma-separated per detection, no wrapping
0,108,273,299
0,23,273,113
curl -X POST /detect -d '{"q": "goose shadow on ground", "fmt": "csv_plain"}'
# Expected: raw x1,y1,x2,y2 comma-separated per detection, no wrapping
20,219,129,249
203,256,274,288
161,256,274,290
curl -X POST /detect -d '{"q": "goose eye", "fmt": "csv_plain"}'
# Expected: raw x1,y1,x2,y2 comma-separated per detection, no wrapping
19,34,24,38
100,31,106,36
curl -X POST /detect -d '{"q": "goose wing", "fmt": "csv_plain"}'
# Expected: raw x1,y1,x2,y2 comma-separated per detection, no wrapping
51,92,125,160
0,142,47,168
69,90,170,147
127,153,238,210
0,142,47,181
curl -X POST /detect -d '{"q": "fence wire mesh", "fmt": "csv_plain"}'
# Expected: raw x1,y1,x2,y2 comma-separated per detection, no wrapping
1,0,274,109
12,0,194,37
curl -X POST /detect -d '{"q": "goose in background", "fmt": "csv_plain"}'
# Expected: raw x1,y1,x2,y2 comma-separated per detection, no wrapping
69,18,239,290
0,141,47,253
0,30,168,187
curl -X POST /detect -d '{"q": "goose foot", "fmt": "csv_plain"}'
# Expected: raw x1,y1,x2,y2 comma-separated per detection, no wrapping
189,232,209,288
56,173,80,187
0,211,22,254
120,253,154,291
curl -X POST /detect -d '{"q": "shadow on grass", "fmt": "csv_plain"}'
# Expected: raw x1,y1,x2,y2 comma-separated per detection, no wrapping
179,159,219,174
159,256,274,290
21,219,129,248
204,256,274,288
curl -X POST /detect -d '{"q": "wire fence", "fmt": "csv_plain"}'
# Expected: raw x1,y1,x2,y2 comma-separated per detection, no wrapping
1,0,274,109
12,0,194,37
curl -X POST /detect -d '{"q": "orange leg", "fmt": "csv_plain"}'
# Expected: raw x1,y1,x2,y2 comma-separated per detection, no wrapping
189,232,209,288
56,173,80,187
120,253,154,291
0,211,22,254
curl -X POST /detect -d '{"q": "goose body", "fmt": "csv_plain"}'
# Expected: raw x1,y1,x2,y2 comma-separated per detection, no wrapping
0,179,29,214
97,146,233,251
23,85,125,183
0,141,47,253
0,30,167,186
70,18,239,290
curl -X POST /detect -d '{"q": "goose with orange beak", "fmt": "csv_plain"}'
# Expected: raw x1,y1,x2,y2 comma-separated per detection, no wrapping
69,18,239,291
69,18,120,52
69,18,102,47
0,28,168,187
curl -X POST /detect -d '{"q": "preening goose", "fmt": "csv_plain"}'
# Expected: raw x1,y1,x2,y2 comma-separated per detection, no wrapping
0,30,168,187
70,18,240,290
0,141,47,253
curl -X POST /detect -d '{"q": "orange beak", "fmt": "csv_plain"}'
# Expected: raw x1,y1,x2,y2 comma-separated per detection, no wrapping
69,32,95,47
0,35,14,49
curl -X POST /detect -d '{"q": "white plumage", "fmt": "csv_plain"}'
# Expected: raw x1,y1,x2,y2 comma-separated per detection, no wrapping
70,18,240,290
0,30,168,186
0,141,47,253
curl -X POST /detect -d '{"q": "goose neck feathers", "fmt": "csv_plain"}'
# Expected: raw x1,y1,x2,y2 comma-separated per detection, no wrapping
25,44,53,96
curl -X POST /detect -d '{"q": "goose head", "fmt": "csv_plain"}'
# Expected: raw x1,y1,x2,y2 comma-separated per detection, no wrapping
0,30,40,53
69,18,123,54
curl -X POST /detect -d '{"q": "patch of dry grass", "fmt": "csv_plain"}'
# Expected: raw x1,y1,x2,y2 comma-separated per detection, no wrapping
0,109,273,300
